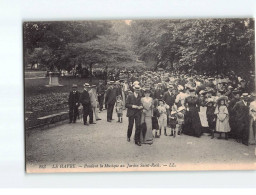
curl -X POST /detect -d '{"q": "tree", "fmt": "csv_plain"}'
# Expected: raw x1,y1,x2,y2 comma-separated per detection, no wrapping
23,21,112,71
128,18,255,76
68,33,136,82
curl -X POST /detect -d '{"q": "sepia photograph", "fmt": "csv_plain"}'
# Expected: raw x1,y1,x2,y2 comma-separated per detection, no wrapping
24,18,256,173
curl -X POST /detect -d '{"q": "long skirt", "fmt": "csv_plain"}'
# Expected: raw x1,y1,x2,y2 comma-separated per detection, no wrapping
229,114,237,138
183,108,202,137
249,117,256,145
140,116,153,144
215,115,230,133
152,117,159,130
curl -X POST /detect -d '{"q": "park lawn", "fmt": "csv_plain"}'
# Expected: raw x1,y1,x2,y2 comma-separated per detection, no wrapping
24,71,47,78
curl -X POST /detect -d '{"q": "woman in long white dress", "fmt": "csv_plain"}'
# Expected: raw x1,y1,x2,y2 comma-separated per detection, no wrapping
140,89,153,144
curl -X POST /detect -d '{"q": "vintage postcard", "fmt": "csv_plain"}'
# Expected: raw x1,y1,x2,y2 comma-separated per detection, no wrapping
24,19,256,173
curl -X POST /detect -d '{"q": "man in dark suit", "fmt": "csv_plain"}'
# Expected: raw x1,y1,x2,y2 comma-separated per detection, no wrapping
79,83,93,125
125,85,143,146
232,93,250,145
68,84,80,123
105,81,117,122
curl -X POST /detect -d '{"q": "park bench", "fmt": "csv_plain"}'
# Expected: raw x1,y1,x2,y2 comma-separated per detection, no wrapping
37,111,68,129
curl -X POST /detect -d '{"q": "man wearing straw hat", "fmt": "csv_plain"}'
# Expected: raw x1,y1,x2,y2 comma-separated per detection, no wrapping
79,83,93,125
126,85,143,146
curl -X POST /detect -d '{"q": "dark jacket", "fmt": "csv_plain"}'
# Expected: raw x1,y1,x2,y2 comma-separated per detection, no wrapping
232,100,249,123
97,84,106,96
68,91,80,107
79,90,91,105
232,100,250,145
154,88,164,100
105,87,117,105
163,91,176,109
125,93,142,117
115,86,123,97
228,98,240,115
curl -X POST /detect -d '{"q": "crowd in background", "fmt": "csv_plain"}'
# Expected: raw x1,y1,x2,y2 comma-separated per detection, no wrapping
68,70,256,146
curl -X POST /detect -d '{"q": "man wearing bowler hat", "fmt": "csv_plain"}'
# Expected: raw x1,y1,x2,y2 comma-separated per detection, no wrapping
125,85,143,146
79,83,93,125
68,84,80,123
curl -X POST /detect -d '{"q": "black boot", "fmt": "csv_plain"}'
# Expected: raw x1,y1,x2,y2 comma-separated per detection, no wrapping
170,130,173,136
173,131,176,138
117,117,120,122
217,133,222,139
164,128,167,136
120,117,122,123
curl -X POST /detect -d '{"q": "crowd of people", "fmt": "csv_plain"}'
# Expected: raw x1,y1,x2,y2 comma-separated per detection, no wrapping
68,70,256,147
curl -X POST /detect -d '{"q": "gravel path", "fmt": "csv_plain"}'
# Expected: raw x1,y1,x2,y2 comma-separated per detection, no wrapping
25,109,256,173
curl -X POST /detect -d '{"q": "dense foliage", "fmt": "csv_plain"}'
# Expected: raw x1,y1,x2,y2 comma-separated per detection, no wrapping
24,21,137,71
129,19,255,76
24,19,254,77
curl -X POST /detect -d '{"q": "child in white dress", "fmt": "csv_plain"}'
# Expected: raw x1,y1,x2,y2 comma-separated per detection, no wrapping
115,95,123,123
157,100,170,136
214,97,230,140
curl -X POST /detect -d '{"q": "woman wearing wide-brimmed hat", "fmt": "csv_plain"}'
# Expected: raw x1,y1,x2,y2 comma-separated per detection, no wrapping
214,96,230,140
